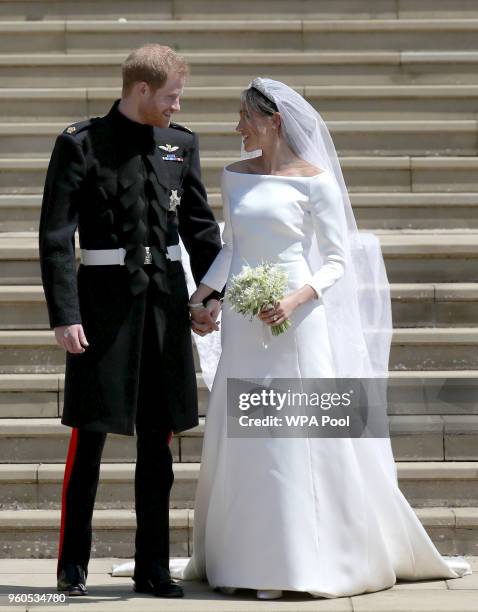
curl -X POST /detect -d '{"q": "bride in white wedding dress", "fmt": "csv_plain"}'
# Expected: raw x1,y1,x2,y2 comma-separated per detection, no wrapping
183,78,472,599
113,78,471,599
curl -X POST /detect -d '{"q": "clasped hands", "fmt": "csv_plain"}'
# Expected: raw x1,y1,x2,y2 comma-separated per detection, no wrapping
189,299,222,336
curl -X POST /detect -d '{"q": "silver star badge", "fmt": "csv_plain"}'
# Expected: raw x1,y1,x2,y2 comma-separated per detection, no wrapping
169,190,181,212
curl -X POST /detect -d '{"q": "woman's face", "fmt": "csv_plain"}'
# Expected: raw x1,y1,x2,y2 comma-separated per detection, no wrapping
235,105,278,152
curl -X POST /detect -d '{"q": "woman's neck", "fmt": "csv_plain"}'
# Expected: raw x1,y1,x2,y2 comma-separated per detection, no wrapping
258,140,302,174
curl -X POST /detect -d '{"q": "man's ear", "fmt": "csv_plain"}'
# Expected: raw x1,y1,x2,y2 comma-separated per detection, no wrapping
137,81,149,97
272,112,282,129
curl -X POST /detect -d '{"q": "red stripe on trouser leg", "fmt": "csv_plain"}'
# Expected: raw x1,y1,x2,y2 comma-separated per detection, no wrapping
57,427,79,576
167,430,173,445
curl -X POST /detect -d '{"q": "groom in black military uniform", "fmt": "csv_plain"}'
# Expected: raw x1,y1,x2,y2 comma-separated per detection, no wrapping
39,44,223,598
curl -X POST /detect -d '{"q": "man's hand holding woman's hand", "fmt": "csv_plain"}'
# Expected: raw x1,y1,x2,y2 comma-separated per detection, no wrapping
189,298,222,337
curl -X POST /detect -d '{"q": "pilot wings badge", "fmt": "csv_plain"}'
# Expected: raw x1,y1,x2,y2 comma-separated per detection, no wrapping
159,144,184,162
169,190,181,212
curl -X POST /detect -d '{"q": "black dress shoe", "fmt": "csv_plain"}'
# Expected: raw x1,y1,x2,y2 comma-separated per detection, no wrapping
133,577,184,598
57,563,88,596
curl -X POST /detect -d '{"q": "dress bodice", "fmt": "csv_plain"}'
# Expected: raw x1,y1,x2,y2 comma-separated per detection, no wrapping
223,168,327,268
201,167,347,300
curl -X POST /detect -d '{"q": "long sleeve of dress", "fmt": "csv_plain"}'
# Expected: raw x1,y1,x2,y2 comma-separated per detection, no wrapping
305,174,347,299
199,173,234,292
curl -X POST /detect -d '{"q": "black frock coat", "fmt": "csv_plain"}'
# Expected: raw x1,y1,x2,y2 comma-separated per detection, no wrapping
39,101,223,436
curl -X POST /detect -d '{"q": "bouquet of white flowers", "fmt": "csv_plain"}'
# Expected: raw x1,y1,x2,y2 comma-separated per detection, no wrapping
226,262,292,338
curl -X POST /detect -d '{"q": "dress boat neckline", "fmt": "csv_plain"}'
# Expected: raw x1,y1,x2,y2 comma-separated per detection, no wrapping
223,167,328,179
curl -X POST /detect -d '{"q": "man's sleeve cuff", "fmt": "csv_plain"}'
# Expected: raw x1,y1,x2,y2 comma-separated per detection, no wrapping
202,288,225,306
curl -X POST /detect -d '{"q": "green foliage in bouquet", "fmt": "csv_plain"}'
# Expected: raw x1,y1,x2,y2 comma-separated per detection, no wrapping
226,262,292,336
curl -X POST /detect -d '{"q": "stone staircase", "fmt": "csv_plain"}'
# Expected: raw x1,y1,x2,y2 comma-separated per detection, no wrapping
0,0,477,561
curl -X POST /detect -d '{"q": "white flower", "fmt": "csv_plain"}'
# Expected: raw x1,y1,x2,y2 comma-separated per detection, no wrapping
226,262,292,336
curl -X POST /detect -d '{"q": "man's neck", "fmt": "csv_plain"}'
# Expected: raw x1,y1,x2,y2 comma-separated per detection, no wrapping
117,98,145,125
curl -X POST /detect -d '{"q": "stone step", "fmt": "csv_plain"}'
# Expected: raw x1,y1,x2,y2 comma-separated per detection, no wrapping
0,327,477,374
2,192,478,232
2,120,478,158
1,0,478,22
3,0,478,21
5,85,478,122
3,51,478,87
1,413,477,463
378,232,478,282
0,372,209,419
0,507,190,559
1,283,477,330
1,231,477,285
136,325,475,372
0,505,475,558
391,283,478,328
389,327,478,370
1,461,478,511
349,193,478,230
3,19,478,54
2,370,478,420
181,415,478,463
1,370,477,420
387,370,478,415
0,372,59,418
2,155,478,195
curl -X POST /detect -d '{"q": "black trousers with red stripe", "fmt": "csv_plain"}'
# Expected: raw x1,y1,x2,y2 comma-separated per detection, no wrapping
58,290,175,580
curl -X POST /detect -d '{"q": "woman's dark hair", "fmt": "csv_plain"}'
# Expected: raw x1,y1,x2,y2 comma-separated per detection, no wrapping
240,86,279,117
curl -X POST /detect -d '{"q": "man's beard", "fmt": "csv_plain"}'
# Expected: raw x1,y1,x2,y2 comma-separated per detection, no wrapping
140,106,170,128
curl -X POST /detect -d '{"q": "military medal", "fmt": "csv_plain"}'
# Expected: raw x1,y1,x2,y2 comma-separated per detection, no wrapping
169,190,181,212
159,144,184,162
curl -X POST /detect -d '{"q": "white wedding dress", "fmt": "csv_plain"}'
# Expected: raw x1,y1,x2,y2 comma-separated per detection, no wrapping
112,167,471,596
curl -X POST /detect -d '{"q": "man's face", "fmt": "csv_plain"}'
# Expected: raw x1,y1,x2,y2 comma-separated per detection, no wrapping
138,74,185,128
